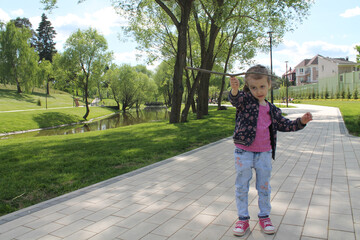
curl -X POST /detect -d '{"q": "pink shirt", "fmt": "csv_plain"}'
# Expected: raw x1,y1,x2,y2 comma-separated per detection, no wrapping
236,103,272,152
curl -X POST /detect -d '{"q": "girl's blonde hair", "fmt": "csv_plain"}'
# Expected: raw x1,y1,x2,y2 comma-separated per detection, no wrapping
243,65,271,92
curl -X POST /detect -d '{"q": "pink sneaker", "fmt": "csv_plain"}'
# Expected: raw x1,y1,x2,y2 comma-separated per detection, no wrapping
259,217,276,234
233,220,249,236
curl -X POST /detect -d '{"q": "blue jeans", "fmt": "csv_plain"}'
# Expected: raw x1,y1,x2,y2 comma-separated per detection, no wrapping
234,148,272,220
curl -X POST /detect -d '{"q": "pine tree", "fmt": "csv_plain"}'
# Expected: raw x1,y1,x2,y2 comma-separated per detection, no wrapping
36,13,57,95
36,13,57,62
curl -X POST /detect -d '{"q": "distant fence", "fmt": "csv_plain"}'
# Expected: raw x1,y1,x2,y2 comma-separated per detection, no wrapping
272,71,360,99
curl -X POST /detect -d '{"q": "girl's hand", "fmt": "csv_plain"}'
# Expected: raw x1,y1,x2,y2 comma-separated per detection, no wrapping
230,77,240,96
301,112,313,125
230,77,239,90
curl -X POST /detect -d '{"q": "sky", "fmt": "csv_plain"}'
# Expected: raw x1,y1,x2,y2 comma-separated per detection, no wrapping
0,0,359,76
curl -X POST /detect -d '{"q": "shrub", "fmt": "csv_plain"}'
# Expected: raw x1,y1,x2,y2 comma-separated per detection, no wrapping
37,99,41,106
341,89,345,99
353,88,358,100
346,86,352,99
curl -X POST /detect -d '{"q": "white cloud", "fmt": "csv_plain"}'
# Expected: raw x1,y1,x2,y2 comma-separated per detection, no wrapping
113,50,142,66
0,8,11,23
51,6,128,52
11,9,24,17
53,7,127,36
340,6,360,18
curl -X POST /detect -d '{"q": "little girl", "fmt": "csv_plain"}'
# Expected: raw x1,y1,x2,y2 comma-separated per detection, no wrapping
229,65,312,236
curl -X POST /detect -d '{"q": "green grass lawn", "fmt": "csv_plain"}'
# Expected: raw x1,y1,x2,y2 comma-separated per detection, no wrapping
0,85,119,133
0,85,78,111
0,107,236,216
299,99,360,136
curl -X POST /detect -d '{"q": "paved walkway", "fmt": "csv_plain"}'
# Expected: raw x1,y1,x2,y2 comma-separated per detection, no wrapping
1,104,359,240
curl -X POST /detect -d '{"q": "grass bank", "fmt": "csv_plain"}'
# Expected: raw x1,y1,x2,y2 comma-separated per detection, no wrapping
0,107,236,216
0,86,118,133
299,99,360,136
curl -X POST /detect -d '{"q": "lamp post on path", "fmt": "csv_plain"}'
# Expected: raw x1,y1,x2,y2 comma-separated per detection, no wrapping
285,61,288,107
268,31,274,104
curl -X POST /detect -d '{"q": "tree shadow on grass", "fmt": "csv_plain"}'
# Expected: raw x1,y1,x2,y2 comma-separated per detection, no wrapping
33,112,80,128
0,89,54,105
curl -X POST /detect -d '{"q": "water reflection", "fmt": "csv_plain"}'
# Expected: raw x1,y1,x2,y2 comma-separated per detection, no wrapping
4,108,169,139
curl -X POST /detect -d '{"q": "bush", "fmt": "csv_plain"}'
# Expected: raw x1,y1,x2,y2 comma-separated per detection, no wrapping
37,99,41,106
346,87,352,99
353,88,358,100
341,89,346,99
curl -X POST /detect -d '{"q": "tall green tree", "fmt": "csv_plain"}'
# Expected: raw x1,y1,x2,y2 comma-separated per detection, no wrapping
63,28,113,119
153,61,174,107
36,14,57,95
11,17,38,48
134,72,158,108
112,0,193,123
108,64,138,112
0,21,39,93
36,13,57,62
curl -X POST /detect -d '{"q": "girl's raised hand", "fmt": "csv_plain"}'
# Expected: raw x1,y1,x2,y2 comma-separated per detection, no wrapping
230,77,239,90
301,112,313,125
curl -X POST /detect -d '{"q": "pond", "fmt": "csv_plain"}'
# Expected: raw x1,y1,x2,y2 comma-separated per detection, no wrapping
2,108,169,139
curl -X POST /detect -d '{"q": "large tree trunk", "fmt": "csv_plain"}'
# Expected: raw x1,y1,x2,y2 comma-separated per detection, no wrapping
196,26,220,119
83,77,90,120
169,1,193,123
195,1,222,119
181,69,200,122
14,69,22,93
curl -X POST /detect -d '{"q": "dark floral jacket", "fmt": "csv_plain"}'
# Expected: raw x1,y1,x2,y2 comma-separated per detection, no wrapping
229,90,306,159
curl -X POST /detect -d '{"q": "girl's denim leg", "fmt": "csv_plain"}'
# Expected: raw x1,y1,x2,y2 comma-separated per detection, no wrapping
254,150,272,218
234,148,253,220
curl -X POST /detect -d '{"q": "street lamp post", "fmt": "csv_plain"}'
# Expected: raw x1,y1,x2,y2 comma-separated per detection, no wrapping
285,61,288,107
268,31,274,103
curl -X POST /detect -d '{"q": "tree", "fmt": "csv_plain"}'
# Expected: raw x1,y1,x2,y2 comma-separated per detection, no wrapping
153,61,174,107
0,21,39,93
36,13,57,62
63,28,113,119
134,72,158,108
36,14,57,95
112,0,194,123
108,64,138,112
11,17,38,48
188,0,312,119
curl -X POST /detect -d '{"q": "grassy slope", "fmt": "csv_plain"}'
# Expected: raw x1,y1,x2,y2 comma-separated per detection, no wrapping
0,85,118,133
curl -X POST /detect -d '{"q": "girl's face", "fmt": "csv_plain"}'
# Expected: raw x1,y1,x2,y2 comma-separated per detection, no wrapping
246,76,270,104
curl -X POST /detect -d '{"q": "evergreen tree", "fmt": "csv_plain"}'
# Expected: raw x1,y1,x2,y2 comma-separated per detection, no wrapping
36,13,57,62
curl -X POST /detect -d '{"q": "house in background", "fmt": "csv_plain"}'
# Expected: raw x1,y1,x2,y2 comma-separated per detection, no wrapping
294,55,319,85
292,54,357,86
318,56,358,78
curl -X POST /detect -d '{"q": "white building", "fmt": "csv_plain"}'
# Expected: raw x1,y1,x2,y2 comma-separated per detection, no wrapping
293,54,357,86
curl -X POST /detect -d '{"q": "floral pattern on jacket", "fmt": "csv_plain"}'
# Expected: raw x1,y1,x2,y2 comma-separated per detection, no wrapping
229,90,306,159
